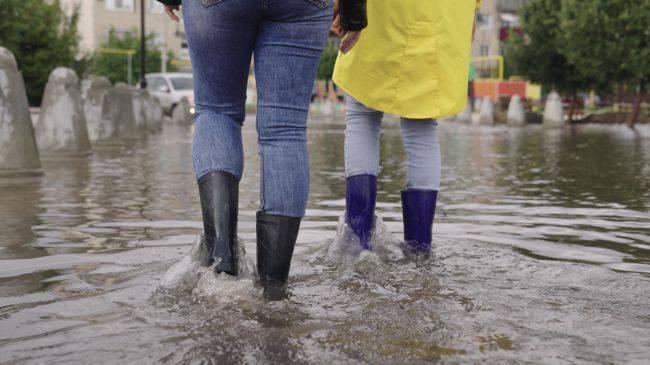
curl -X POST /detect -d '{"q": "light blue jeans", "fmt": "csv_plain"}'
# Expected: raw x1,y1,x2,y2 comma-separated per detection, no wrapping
184,0,333,217
345,96,441,190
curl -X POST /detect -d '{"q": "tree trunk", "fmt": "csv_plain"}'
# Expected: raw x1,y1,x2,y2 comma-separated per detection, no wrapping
615,84,624,112
568,91,577,123
628,82,645,128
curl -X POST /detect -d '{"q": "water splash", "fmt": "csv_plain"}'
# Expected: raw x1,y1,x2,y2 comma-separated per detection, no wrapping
327,213,405,266
160,233,257,300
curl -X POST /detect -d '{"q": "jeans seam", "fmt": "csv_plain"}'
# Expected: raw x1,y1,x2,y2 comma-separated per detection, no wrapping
200,0,224,7
305,0,331,9
256,119,266,213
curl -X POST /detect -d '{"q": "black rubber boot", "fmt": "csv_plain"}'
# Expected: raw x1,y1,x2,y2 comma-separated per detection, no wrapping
256,211,301,300
198,171,239,276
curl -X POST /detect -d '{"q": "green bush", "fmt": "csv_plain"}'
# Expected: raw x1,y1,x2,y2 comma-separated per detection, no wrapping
93,29,176,86
0,0,79,106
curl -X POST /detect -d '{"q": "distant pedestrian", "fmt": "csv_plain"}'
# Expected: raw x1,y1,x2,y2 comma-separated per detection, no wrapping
160,0,367,299
333,0,481,253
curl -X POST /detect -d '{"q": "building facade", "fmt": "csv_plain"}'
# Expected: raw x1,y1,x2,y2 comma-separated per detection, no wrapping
472,0,528,79
60,0,189,72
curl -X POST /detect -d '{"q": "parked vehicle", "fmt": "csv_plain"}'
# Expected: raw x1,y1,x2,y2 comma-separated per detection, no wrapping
145,73,195,115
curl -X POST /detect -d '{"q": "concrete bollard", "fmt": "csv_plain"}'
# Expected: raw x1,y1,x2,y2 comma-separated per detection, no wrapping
479,96,495,125
131,88,149,135
507,95,526,126
0,47,43,177
543,91,564,127
83,76,117,143
35,67,92,157
146,95,164,133
456,101,472,124
172,96,193,125
111,83,138,139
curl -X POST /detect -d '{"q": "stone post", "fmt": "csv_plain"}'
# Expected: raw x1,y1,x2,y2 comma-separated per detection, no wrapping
507,95,526,126
479,96,495,125
456,101,472,124
131,87,149,135
35,67,92,156
543,91,564,127
172,97,193,125
146,96,164,133
83,76,117,143
0,47,43,177
111,83,138,139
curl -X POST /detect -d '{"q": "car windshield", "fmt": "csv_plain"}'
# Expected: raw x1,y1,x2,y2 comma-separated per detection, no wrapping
170,77,193,91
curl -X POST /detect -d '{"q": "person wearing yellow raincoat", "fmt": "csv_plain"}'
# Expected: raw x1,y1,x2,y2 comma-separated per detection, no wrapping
333,0,481,254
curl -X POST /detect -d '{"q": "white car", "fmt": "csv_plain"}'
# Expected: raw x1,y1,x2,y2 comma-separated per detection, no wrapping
146,73,195,115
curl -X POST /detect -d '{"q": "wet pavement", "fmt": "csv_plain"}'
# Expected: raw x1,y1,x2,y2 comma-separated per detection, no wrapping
1,116,649,364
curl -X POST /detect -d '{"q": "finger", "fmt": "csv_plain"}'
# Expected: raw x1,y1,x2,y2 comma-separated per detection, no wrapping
330,15,341,34
339,35,349,53
164,8,175,21
165,6,180,22
340,36,353,53
340,32,359,53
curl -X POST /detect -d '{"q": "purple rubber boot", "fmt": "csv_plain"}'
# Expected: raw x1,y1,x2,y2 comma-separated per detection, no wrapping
345,174,377,250
401,189,438,254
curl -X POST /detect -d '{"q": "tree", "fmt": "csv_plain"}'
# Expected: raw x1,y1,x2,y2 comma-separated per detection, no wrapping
317,45,338,81
93,29,176,85
506,0,593,121
0,0,79,106
560,0,650,126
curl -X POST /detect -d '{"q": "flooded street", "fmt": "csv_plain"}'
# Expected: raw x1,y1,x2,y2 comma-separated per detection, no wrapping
1,117,649,364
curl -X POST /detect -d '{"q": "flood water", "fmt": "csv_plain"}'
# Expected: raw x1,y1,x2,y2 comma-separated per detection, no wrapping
1,116,649,364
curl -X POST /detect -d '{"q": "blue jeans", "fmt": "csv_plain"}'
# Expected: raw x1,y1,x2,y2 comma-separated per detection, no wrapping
345,96,441,190
184,0,332,217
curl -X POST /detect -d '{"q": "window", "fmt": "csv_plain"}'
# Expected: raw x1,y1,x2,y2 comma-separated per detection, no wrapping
476,14,492,30
480,45,490,56
150,0,164,13
105,0,134,12
169,77,194,91
146,77,169,92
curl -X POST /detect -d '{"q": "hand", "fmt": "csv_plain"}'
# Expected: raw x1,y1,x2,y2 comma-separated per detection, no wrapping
340,31,361,54
330,0,344,36
165,5,180,22
331,14,344,36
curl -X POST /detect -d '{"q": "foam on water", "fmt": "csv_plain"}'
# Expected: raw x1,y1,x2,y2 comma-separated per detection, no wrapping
160,233,258,300
328,213,405,266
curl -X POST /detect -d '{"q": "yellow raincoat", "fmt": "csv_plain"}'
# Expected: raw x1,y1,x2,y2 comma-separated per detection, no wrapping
333,0,481,119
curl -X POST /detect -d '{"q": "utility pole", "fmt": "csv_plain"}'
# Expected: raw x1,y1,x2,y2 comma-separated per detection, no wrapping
139,0,147,89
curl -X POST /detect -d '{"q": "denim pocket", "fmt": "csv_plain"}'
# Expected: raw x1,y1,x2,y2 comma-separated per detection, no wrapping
200,0,224,6
305,0,333,9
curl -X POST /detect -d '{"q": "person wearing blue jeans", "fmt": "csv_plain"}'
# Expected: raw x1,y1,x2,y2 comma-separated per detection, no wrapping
159,0,368,296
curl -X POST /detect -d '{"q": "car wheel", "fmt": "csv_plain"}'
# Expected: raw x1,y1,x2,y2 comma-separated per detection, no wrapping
168,103,177,117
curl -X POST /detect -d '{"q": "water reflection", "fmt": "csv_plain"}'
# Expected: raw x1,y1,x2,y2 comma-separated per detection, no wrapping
0,118,649,364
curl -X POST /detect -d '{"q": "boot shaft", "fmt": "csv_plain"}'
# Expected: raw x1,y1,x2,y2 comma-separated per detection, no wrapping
345,174,377,250
198,171,239,275
256,211,301,288
401,189,438,254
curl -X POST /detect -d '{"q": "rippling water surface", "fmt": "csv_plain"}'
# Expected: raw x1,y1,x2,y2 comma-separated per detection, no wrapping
1,117,649,364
